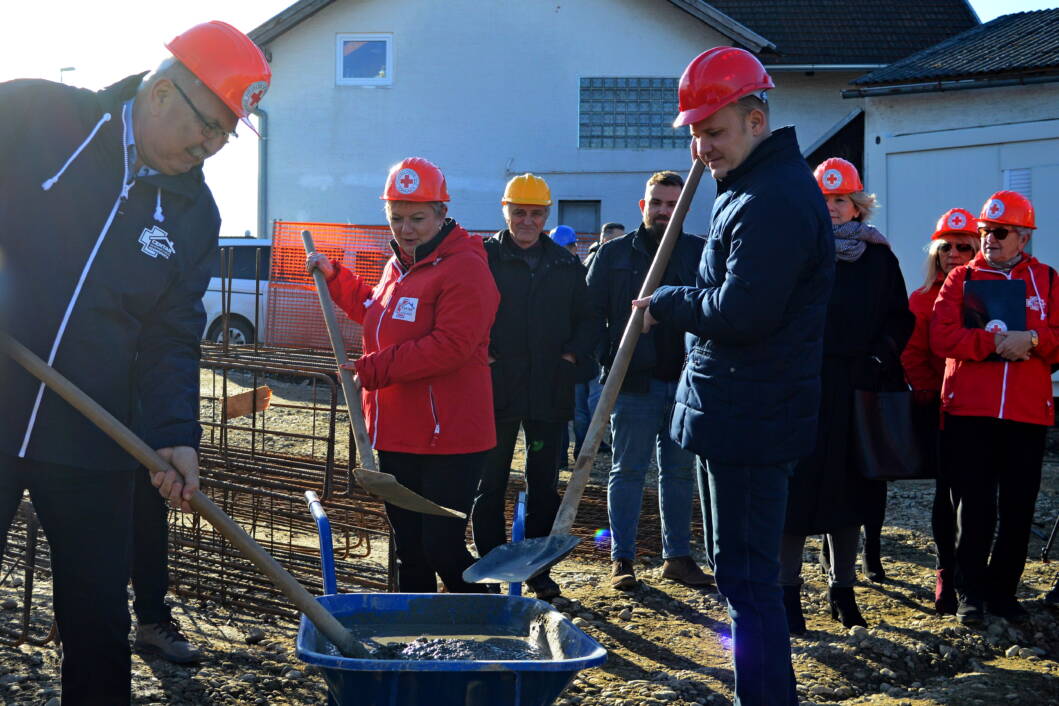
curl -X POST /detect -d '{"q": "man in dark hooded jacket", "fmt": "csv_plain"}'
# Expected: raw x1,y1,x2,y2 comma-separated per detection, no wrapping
636,49,833,704
0,22,269,703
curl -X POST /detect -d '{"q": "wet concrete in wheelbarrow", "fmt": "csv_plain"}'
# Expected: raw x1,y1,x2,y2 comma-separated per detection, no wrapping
367,636,547,661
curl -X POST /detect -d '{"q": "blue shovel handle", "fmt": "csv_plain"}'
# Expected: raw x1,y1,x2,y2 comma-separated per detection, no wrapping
306,491,338,595
509,491,527,596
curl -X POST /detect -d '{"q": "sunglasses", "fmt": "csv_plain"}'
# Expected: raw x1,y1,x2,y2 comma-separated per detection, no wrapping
938,243,974,254
978,226,1015,241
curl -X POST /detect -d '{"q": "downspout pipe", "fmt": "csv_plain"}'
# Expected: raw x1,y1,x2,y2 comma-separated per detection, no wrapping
254,107,268,239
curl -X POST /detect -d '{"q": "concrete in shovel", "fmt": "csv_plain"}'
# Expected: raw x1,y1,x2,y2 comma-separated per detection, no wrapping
464,159,706,585
302,230,464,519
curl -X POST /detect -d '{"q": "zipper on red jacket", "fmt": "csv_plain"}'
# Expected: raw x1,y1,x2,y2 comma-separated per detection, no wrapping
428,385,440,448
369,260,407,448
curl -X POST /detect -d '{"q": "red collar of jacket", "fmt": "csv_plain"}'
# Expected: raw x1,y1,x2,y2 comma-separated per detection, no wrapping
968,250,1041,276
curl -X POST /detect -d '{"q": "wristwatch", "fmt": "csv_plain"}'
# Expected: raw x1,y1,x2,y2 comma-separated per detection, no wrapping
1030,330,1040,348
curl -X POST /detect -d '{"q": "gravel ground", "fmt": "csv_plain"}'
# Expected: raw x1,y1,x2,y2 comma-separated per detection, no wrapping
1,372,1057,704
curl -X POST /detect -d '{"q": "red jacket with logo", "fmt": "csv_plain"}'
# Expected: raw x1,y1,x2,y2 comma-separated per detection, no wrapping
902,276,945,393
930,252,1059,426
326,222,500,454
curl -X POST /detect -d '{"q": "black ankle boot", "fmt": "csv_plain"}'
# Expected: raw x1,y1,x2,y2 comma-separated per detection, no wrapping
782,585,806,636
828,586,867,628
862,525,886,582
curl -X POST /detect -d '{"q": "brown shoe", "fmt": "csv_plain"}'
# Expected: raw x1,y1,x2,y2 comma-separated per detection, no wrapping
610,559,637,591
661,556,715,587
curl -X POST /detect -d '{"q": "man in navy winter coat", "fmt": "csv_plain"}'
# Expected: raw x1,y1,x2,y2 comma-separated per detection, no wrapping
0,22,269,704
636,49,834,705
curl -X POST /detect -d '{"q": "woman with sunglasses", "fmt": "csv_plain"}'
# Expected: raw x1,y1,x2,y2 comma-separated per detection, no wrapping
931,190,1058,626
780,158,914,634
902,208,979,615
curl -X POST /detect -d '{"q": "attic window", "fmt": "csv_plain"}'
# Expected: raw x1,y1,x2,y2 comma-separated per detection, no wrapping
336,34,392,86
579,77,685,150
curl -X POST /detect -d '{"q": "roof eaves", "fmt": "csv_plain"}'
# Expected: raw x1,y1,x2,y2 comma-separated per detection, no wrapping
249,0,337,46
842,71,1059,99
666,0,776,53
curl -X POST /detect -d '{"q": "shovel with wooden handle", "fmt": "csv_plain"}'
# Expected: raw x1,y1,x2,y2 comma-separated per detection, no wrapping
301,230,464,519
0,332,369,659
463,158,706,585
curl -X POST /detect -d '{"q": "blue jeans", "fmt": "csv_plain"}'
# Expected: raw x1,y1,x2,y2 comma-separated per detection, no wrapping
573,373,605,457
607,379,694,560
703,458,797,706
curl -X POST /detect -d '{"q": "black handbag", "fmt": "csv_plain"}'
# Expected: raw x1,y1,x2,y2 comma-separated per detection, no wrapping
851,388,932,481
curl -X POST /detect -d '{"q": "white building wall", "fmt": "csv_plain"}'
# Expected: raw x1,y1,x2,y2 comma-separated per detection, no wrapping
861,83,1059,290
263,0,862,237
767,71,865,155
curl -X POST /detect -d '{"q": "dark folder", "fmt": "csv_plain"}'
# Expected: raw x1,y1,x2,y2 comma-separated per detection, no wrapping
963,279,1027,362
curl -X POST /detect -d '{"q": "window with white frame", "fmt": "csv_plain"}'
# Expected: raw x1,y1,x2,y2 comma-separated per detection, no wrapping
336,34,392,86
579,77,685,149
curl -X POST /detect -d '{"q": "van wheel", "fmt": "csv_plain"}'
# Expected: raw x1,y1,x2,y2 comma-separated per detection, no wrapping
207,316,255,345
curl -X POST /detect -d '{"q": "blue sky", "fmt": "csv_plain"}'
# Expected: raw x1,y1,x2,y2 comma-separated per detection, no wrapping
1,1,1053,236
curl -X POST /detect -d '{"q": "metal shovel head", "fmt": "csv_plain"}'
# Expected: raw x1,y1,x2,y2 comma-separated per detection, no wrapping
352,468,466,518
462,534,582,584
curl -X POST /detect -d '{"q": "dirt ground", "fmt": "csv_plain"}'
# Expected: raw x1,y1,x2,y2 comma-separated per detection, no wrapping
1,372,1058,704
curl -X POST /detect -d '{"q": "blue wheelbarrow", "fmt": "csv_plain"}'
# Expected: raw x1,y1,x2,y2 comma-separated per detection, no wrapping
297,491,607,706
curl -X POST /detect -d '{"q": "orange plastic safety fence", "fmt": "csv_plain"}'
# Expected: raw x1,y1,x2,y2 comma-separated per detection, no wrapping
265,221,598,351
266,221,392,352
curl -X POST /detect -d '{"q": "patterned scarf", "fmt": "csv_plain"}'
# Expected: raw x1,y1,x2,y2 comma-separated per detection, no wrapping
833,221,890,262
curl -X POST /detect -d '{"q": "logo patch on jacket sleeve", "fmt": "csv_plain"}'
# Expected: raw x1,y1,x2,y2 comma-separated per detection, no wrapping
138,226,176,259
393,297,419,322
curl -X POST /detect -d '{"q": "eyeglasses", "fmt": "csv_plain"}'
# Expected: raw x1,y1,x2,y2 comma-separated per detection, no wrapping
938,243,974,254
978,226,1014,241
172,81,237,142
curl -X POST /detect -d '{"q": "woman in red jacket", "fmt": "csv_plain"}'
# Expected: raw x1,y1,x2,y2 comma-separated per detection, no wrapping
931,190,1058,625
306,157,500,593
901,208,979,614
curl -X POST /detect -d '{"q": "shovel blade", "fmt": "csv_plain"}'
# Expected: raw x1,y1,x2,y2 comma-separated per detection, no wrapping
353,469,466,518
462,535,581,584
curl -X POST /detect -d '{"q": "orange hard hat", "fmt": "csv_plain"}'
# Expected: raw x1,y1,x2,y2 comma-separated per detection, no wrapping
979,190,1036,229
672,47,774,128
814,157,864,195
381,157,450,202
166,21,271,133
932,208,978,239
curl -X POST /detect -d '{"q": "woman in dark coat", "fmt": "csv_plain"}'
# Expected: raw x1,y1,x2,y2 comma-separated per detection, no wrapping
780,158,914,634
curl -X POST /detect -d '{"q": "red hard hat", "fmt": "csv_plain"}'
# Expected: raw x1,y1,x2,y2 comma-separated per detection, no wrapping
166,21,271,133
931,208,978,239
672,47,774,128
814,157,864,195
979,190,1036,229
381,157,450,202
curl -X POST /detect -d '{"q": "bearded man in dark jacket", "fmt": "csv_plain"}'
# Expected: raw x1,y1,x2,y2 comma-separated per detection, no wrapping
587,171,712,591
0,22,269,704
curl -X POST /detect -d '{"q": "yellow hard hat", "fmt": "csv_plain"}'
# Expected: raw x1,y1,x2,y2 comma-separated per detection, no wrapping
502,173,552,206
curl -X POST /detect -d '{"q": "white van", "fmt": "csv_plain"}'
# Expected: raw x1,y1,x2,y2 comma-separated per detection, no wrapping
202,237,271,344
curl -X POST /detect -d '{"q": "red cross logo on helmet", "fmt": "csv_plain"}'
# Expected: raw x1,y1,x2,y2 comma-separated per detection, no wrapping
394,168,420,195
824,170,842,188
240,80,269,116
948,213,965,229
987,199,1005,219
